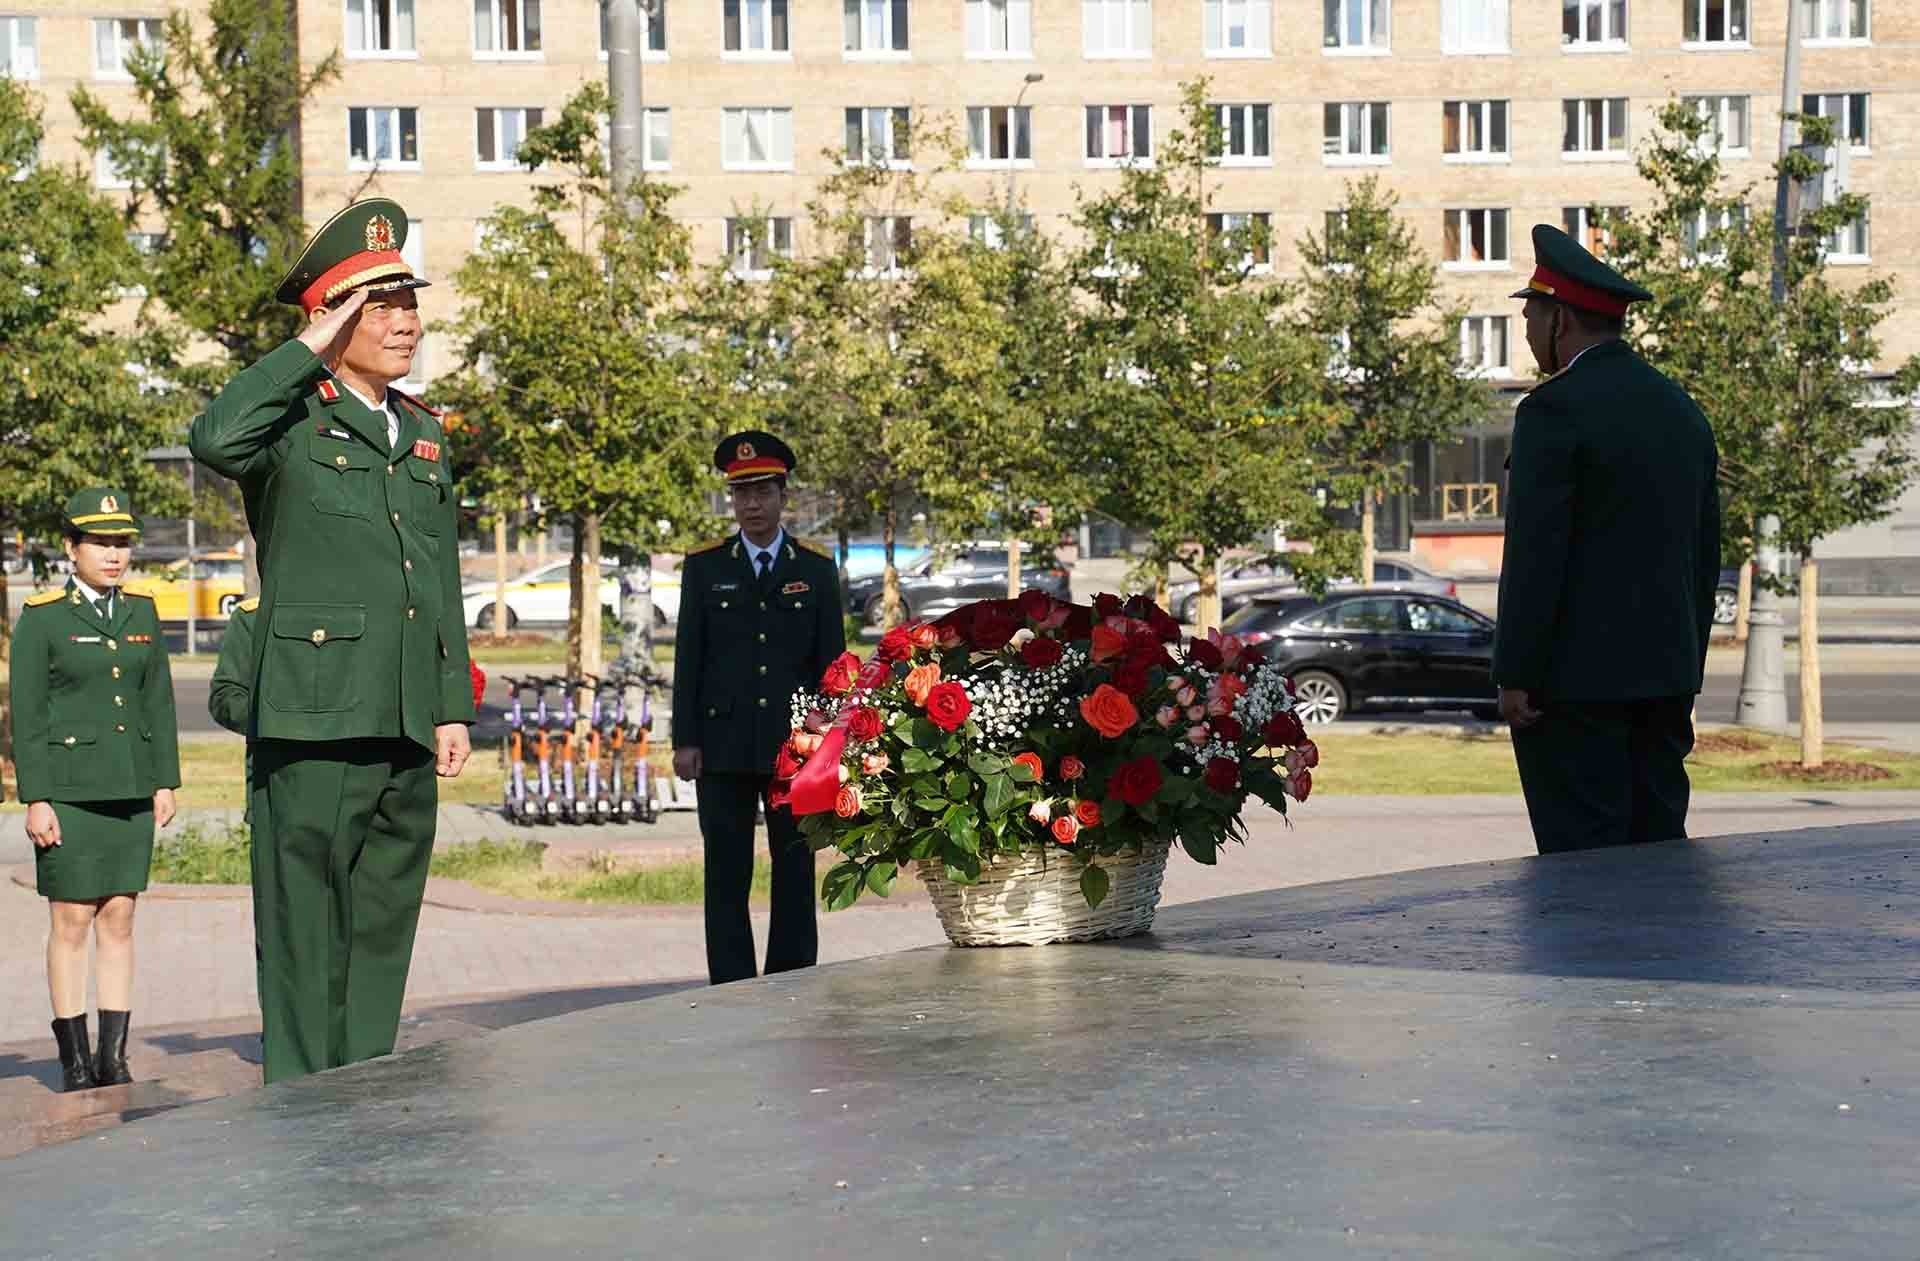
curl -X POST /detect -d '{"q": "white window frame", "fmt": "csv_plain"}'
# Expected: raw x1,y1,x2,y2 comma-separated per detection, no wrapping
1562,0,1628,49
348,105,422,171
726,215,793,279
1323,0,1390,54
1083,0,1152,60
1441,0,1509,54
1562,97,1629,160
844,0,910,57
1685,94,1750,157
1681,205,1745,263
92,17,163,80
845,106,911,168
642,108,670,170
1204,0,1270,57
1804,92,1870,154
345,0,417,58
1442,207,1510,270
863,215,912,278
475,106,543,171
95,148,134,190
1457,314,1510,377
1207,211,1272,274
1682,0,1748,46
1825,212,1869,264
723,0,791,58
1442,99,1508,163
1084,105,1152,167
966,105,1033,168
966,0,1033,57
1213,103,1271,167
2,15,40,79
473,0,542,58
1323,101,1390,165
1800,0,1868,45
1562,204,1626,255
968,213,1034,247
598,1,667,60
722,107,793,171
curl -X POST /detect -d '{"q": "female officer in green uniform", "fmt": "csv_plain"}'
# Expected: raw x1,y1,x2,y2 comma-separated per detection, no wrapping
10,488,181,1091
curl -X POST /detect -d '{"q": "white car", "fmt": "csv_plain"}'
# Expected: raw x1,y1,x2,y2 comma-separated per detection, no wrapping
461,559,682,630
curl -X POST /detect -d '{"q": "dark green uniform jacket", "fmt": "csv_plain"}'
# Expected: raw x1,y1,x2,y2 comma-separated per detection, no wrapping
187,340,476,748
1492,340,1721,701
671,534,846,774
209,598,257,734
10,585,181,803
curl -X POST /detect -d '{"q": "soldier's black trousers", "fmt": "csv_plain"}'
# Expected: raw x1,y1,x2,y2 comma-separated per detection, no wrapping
697,772,817,985
1512,696,1695,854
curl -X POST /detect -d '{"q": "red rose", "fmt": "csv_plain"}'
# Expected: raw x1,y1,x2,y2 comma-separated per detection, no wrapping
1125,626,1169,668
1108,755,1163,807
907,622,939,651
1058,755,1085,781
1073,798,1101,828
1204,756,1240,793
970,603,1024,651
1289,768,1312,802
834,784,864,818
821,652,860,696
1298,739,1319,769
1090,623,1128,664
1012,751,1045,780
877,624,913,663
1186,637,1225,670
1018,588,1055,622
924,681,972,732
774,741,804,779
1079,684,1139,739
1133,599,1182,644
1092,593,1124,619
1050,815,1080,845
1110,659,1150,698
846,706,884,742
1020,636,1065,670
470,662,487,709
1262,711,1307,747
1211,714,1244,742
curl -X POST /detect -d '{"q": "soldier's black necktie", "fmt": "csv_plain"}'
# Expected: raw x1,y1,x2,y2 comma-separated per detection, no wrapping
95,595,112,621
756,552,772,582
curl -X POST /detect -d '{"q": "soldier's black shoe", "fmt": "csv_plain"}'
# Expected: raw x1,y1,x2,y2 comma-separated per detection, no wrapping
51,1016,97,1092
94,1010,133,1086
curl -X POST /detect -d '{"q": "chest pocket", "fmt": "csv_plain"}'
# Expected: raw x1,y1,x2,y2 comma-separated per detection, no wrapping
309,443,376,519
407,458,445,532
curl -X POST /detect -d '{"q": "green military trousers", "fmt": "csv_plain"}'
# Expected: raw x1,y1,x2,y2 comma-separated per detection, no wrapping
250,738,437,1083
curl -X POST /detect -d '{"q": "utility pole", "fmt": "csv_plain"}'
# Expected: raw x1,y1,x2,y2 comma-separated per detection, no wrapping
1733,5,1800,729
1004,72,1042,601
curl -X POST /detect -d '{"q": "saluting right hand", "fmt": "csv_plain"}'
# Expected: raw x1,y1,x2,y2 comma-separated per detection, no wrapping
25,801,59,850
296,287,369,361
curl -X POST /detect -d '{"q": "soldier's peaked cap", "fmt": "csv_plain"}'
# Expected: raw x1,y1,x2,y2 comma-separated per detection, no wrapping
64,486,140,536
1511,224,1653,318
275,198,430,314
715,431,795,485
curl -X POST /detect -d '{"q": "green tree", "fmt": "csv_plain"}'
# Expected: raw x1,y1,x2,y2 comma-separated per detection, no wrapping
1297,176,1494,584
434,84,714,677
1070,80,1348,629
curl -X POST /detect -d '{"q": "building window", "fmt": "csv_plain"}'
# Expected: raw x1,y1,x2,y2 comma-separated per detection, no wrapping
476,107,542,169
1323,0,1389,51
93,18,163,79
967,0,1031,55
1563,97,1628,158
722,107,793,169
598,0,666,56
724,0,789,54
1442,99,1508,160
1212,103,1271,165
1442,0,1508,52
967,105,1032,166
1681,205,1746,261
1799,0,1867,42
95,149,132,189
349,106,420,169
1685,94,1749,155
845,0,908,53
1826,212,1869,262
1562,0,1627,47
347,0,415,55
1206,211,1272,272
845,107,911,166
1085,105,1151,165
474,0,540,54
1458,315,1510,375
1562,204,1626,254
643,108,670,168
2,15,38,78
865,216,912,275
1084,0,1151,58
727,216,793,278
1683,0,1746,43
1205,0,1270,55
1803,92,1870,151
1323,102,1389,163
1443,208,1509,268
969,213,1034,247
126,229,166,256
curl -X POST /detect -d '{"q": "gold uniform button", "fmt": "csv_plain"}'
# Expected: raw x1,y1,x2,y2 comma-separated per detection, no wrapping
407,607,416,619
719,600,729,610
759,601,767,611
757,665,768,675
335,455,348,467
63,736,75,746
403,559,413,571
106,639,117,652
311,628,326,644
111,666,121,679
756,632,766,643
114,695,124,706
429,472,439,483
115,724,126,733
388,464,396,475
392,511,401,523
756,697,768,708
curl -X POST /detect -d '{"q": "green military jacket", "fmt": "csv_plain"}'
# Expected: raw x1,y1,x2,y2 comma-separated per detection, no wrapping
188,340,475,749
10,584,181,804
671,533,846,774
1492,340,1721,701
209,597,257,735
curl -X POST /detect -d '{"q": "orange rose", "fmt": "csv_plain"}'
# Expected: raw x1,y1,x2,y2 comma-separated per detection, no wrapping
834,784,863,818
1078,683,1139,739
1050,815,1080,845
1012,752,1045,781
1073,799,1101,828
904,662,942,705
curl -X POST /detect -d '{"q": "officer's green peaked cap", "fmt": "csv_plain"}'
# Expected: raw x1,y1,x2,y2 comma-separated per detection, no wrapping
64,486,140,536
1511,224,1654,317
275,198,429,313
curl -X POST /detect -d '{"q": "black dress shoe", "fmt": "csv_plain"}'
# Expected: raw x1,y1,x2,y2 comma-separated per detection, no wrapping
94,1010,133,1086
51,1016,97,1092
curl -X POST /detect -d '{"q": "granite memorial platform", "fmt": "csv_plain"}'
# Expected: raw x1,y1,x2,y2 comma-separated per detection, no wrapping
3,820,1915,1259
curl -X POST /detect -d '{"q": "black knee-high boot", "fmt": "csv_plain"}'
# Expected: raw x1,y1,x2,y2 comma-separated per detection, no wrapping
94,1010,133,1086
51,1016,97,1092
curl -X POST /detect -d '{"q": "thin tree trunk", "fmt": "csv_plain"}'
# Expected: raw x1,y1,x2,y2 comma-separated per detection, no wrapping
1153,559,1170,613
565,517,585,680
1359,495,1376,586
0,552,12,802
1798,554,1822,770
1199,551,1222,634
881,501,901,630
1007,536,1022,600
1733,557,1752,645
579,512,603,682
492,512,509,642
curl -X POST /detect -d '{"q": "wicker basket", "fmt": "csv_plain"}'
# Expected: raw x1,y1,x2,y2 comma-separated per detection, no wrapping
916,840,1174,947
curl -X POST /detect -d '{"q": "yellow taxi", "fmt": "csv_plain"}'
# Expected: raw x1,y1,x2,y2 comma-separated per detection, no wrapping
121,550,248,622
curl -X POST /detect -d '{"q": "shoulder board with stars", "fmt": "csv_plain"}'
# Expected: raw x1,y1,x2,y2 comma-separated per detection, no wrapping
237,596,261,614
794,537,835,561
120,589,153,601
685,538,729,556
23,589,65,608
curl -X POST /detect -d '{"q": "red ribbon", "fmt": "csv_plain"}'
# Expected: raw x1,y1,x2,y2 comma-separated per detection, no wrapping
788,718,851,816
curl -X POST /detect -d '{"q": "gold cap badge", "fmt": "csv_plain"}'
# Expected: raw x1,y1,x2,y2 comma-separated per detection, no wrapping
737,441,757,460
99,494,119,513
365,214,397,252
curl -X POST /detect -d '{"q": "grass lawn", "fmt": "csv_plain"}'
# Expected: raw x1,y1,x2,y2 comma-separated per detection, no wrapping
468,635,676,671
428,838,826,904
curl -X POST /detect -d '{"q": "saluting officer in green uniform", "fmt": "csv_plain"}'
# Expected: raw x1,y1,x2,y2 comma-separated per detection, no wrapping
672,432,846,985
10,489,180,1091
1494,225,1721,854
188,200,476,1083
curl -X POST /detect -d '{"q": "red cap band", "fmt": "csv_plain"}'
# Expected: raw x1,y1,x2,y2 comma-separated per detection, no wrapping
724,456,788,481
300,249,408,313
1524,266,1630,318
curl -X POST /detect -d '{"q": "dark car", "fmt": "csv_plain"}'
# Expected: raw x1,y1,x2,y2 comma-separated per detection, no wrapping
1170,555,1458,624
1223,588,1499,725
1714,567,1740,625
844,546,1072,626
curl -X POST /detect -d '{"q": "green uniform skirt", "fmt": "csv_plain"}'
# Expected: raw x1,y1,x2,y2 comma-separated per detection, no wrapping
34,799,154,901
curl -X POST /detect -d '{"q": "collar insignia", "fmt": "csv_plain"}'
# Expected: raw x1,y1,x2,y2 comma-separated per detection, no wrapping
317,379,341,403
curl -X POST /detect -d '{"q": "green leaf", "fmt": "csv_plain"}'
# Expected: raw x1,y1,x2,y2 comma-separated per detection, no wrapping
907,832,942,860
968,751,1011,777
1007,761,1039,783
1080,863,1111,909
821,861,865,911
865,860,898,897
944,770,972,800
982,772,1016,819
1180,834,1219,866
910,718,943,748
944,844,981,885
902,746,943,775
945,807,979,853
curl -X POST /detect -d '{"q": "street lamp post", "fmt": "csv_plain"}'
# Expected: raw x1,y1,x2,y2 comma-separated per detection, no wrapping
1004,72,1042,600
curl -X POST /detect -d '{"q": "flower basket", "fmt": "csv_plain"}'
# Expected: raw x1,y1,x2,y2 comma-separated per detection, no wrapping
917,840,1173,946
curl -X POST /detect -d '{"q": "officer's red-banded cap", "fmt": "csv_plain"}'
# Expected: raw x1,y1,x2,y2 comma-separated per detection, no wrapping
1510,224,1653,317
715,431,795,484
